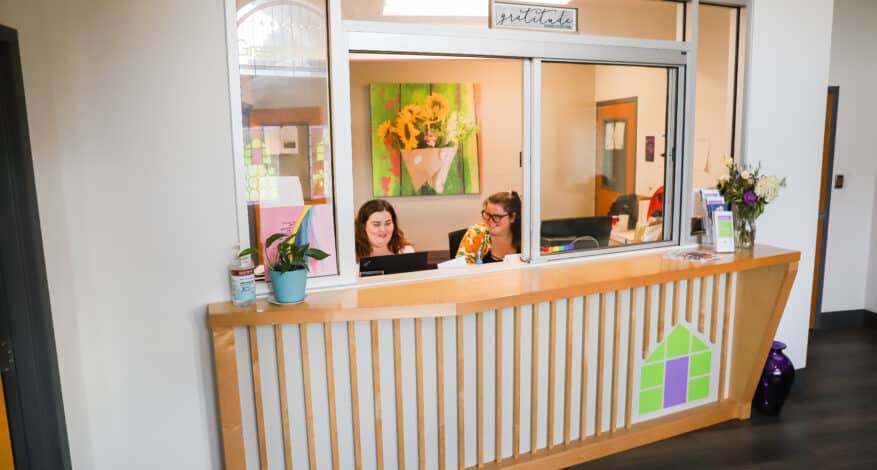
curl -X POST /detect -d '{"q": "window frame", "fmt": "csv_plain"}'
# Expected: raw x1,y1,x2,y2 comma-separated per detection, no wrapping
223,0,747,290
527,59,685,264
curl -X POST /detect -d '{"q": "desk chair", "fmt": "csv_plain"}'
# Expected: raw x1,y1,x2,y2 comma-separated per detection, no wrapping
541,216,613,247
448,228,468,258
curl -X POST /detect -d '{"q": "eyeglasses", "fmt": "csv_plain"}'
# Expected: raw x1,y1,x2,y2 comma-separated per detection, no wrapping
481,210,509,223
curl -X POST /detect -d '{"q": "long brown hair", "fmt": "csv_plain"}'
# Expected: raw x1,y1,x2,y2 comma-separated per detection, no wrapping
485,191,522,251
355,199,409,260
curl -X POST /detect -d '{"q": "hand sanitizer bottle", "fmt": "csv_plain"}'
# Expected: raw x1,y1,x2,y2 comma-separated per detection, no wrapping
476,248,484,265
229,245,256,307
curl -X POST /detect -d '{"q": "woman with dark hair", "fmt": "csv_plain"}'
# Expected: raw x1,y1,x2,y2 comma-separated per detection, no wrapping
355,199,414,261
455,191,522,264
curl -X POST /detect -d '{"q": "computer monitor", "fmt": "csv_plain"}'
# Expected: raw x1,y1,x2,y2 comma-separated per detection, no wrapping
359,252,431,277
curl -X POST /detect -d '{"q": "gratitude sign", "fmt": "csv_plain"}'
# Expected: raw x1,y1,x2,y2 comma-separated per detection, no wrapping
491,2,578,33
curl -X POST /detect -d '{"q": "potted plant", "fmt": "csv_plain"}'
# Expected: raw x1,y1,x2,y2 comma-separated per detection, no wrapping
239,233,329,303
377,92,477,194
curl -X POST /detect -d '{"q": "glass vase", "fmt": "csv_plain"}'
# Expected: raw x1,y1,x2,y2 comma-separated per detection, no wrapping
732,205,756,249
752,341,795,416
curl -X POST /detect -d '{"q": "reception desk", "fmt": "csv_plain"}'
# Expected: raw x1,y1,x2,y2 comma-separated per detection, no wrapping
209,245,798,469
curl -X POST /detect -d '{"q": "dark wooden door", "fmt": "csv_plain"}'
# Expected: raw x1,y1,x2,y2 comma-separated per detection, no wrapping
0,24,71,470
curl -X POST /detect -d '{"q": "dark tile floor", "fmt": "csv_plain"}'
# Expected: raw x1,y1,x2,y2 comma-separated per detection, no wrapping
568,326,877,469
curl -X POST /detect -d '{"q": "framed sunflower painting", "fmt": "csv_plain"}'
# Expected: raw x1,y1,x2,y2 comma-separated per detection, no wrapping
369,83,482,196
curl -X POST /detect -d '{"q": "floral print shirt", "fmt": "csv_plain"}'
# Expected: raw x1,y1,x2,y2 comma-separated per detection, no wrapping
455,222,492,264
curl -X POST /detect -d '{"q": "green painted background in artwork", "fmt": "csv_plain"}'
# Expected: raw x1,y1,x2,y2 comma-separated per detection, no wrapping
369,82,481,197
399,84,430,195
369,83,400,196
431,83,463,195
458,83,481,193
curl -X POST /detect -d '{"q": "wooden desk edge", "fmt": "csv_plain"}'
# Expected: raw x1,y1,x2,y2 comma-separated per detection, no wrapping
209,245,800,328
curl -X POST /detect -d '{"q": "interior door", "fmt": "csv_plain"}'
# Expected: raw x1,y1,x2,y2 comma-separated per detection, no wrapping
595,98,637,215
0,24,71,469
810,86,839,328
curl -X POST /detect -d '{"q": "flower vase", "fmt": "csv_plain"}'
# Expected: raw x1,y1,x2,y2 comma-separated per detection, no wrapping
732,205,756,249
752,341,795,416
400,146,457,194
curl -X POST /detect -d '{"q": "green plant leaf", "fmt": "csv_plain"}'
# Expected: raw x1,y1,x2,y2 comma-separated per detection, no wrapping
305,248,330,260
237,247,257,258
266,232,287,250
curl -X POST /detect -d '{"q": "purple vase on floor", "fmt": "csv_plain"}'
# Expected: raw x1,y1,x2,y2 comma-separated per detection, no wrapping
752,341,796,416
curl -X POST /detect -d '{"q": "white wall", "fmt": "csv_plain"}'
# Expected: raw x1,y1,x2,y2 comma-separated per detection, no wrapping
540,62,596,219
693,4,735,189
822,0,877,313
1,0,234,468
595,66,668,198
0,0,842,467
742,0,835,367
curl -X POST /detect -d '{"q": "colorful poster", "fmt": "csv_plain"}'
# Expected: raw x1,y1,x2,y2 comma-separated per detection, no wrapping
258,204,338,278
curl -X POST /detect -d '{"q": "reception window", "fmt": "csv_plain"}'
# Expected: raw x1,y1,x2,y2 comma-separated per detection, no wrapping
349,54,524,269
537,62,676,256
225,0,742,285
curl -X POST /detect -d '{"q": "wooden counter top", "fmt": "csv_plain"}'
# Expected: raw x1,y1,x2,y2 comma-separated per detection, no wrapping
208,245,799,327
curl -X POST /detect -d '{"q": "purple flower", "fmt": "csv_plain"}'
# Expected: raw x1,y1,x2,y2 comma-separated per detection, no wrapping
743,190,758,206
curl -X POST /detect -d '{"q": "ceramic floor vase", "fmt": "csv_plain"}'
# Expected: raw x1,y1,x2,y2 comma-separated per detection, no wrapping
752,340,795,416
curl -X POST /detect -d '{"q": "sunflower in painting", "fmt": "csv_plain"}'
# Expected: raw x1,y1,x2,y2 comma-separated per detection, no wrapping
377,91,476,151
422,92,449,122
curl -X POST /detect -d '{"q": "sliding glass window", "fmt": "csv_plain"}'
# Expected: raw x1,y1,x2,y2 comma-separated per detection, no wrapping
349,53,524,271
536,61,679,258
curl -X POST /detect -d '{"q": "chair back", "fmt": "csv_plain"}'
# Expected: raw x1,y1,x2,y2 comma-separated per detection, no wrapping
448,228,468,258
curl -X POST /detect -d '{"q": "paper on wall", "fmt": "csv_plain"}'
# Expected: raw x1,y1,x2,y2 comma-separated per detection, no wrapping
604,122,615,150
613,121,626,149
280,126,299,155
263,126,281,156
259,176,304,208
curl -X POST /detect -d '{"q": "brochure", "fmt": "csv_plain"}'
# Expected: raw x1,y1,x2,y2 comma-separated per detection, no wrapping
699,188,726,246
713,209,735,253
663,249,722,262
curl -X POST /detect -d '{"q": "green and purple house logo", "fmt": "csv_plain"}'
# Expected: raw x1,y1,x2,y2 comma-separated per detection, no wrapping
639,325,712,415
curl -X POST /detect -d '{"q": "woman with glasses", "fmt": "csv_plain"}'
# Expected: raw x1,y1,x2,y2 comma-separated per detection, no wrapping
455,191,522,264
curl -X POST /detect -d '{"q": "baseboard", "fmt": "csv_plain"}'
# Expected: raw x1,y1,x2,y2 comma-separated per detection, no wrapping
814,309,877,329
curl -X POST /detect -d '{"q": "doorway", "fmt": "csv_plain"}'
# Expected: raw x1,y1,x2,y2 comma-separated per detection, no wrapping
809,86,839,328
595,98,637,216
0,24,72,469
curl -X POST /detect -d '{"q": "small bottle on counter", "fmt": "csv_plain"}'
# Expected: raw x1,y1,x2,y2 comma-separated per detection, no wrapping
229,245,256,307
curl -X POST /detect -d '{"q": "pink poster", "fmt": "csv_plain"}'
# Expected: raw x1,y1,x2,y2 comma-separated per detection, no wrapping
259,204,338,278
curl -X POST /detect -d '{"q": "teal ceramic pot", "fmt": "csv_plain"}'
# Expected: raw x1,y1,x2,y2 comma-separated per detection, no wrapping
269,269,307,303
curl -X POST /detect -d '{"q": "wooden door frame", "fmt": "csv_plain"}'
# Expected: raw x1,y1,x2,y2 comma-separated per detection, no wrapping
0,24,72,469
595,97,638,215
809,86,839,328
